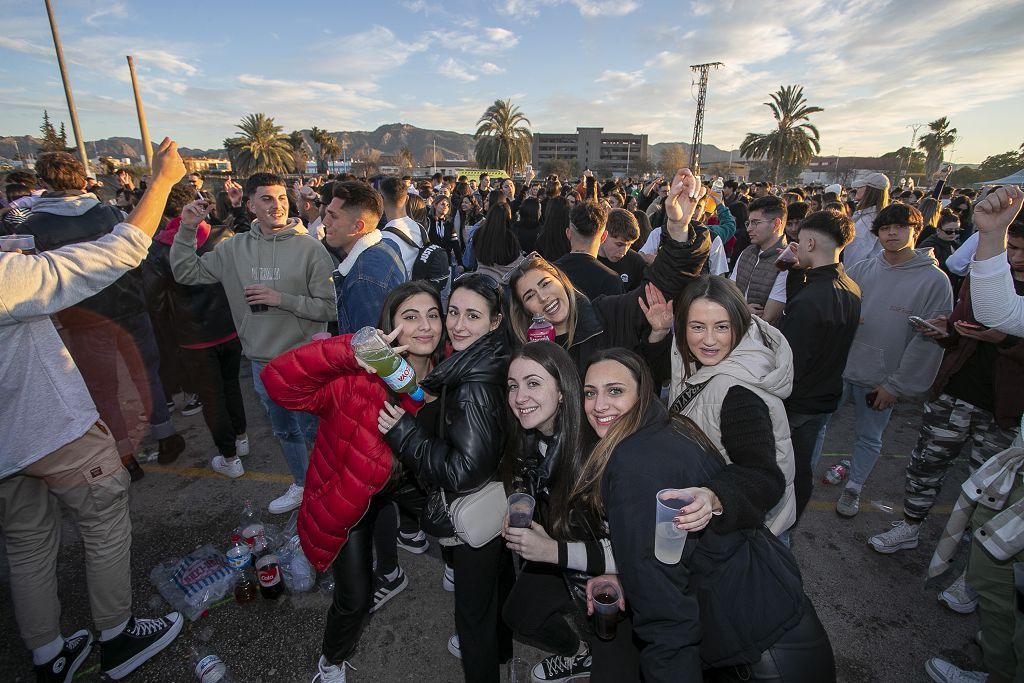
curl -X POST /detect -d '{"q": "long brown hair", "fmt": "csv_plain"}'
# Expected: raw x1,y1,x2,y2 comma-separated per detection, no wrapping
571,348,656,521
674,275,752,378
507,254,580,347
855,185,889,215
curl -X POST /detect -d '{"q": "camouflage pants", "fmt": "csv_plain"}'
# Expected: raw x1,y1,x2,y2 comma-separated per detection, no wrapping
903,393,1019,521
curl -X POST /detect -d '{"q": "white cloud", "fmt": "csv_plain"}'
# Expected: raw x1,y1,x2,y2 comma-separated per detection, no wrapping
484,27,520,49
428,27,520,54
595,69,645,88
480,62,506,75
85,3,128,26
495,0,640,18
437,58,479,82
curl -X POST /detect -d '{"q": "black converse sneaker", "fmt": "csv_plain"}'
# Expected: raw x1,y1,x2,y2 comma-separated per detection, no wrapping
369,567,409,613
531,645,592,682
34,629,93,683
100,612,183,680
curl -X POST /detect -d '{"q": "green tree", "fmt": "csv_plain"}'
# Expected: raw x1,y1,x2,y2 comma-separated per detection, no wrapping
738,85,823,183
657,144,687,175
58,122,68,151
38,110,64,153
473,99,532,176
226,113,291,176
881,147,925,176
310,127,341,174
539,158,570,180
287,130,309,174
917,117,958,178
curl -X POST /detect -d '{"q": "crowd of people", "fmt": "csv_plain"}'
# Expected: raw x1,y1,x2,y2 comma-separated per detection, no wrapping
2,137,1023,683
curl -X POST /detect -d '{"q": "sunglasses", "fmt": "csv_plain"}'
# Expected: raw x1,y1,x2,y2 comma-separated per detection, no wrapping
503,251,546,284
453,271,501,295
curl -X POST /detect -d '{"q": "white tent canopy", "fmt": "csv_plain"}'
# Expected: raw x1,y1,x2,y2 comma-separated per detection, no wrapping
974,168,1024,187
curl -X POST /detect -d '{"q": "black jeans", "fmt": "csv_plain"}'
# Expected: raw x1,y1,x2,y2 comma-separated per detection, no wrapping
788,412,830,522
452,537,514,683
321,476,427,665
180,338,246,458
709,599,836,683
370,478,428,577
502,562,641,683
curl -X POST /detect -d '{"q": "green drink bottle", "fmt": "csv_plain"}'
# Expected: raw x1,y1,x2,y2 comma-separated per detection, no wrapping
351,326,425,401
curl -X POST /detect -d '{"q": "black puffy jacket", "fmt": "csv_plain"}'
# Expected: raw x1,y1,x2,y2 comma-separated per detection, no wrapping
143,224,237,346
385,329,509,495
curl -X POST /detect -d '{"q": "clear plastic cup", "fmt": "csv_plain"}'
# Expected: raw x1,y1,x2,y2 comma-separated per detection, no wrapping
0,234,36,254
507,492,536,528
655,489,693,564
591,578,621,641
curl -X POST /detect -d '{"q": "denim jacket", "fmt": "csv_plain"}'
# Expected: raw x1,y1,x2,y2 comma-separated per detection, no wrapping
333,234,406,334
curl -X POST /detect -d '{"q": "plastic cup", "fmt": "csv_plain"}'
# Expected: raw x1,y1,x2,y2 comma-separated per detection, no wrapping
0,234,36,254
507,493,536,528
591,579,621,641
655,489,693,564
775,246,798,271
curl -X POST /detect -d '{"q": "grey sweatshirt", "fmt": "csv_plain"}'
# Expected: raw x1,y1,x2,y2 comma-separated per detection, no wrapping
0,222,152,478
842,248,953,398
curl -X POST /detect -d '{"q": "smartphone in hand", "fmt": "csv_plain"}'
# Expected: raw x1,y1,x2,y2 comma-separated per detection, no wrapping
908,316,948,337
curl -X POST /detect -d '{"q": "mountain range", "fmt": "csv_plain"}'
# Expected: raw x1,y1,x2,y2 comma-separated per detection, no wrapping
1,122,742,167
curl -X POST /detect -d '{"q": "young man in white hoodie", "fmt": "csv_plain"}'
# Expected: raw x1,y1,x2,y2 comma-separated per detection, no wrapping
834,203,953,517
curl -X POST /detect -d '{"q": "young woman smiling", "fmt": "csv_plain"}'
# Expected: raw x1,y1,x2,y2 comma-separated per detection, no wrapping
668,275,797,537
508,169,711,380
500,342,640,683
579,349,834,683
378,273,513,683
260,280,444,682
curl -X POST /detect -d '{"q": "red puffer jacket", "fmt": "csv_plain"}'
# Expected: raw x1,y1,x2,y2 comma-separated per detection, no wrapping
260,334,421,571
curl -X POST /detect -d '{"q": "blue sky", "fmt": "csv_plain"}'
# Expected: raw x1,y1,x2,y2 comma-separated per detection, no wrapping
2,0,1022,163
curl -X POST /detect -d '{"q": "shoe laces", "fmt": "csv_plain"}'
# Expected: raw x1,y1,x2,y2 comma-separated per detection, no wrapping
312,659,356,683
543,650,590,676
127,616,168,637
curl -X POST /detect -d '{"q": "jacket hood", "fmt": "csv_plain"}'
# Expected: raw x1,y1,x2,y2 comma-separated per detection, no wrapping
870,247,941,271
672,317,793,402
569,293,604,348
246,217,306,240
421,329,508,392
32,192,101,216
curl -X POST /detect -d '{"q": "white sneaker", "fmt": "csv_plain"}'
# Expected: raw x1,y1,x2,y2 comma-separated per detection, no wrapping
924,657,987,682
211,456,244,479
868,520,920,554
312,655,356,683
235,434,249,457
447,634,461,660
442,563,455,592
939,571,979,614
269,484,305,514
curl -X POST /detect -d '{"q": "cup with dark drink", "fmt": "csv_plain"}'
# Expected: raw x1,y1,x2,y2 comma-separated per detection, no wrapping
591,578,622,641
507,492,536,528
775,244,798,271
0,234,37,255
246,282,269,313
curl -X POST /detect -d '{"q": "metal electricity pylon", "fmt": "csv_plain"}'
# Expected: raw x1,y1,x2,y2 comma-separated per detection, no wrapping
688,62,722,174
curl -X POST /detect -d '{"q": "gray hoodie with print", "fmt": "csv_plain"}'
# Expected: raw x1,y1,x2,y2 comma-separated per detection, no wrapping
842,248,953,398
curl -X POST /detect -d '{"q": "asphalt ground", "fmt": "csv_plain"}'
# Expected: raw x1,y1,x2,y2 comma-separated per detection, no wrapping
0,361,986,682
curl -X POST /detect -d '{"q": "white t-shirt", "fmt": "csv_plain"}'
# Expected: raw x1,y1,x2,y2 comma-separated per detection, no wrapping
639,228,730,277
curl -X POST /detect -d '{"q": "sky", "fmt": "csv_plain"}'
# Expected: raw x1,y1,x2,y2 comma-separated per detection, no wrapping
1,0,1022,163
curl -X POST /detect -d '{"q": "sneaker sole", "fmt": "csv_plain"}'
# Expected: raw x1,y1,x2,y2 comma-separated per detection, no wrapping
836,505,859,518
938,593,978,614
442,576,455,592
103,615,184,680
181,406,203,417
868,537,918,554
268,498,303,514
213,466,245,479
532,674,590,683
236,444,250,457
61,631,94,683
448,638,461,660
397,538,430,554
370,574,409,614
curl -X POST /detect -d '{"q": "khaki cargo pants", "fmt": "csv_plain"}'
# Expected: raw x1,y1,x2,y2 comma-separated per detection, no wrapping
0,422,132,649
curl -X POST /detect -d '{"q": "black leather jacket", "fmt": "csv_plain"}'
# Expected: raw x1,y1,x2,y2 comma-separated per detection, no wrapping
384,329,509,494
143,224,237,346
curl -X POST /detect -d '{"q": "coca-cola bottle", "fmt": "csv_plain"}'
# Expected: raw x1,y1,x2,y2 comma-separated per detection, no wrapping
527,315,556,342
256,550,284,600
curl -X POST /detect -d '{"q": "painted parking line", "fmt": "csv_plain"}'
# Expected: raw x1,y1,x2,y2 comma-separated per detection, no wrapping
144,465,954,515
143,463,292,484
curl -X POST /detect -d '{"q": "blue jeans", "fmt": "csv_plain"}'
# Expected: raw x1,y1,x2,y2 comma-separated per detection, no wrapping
251,360,317,486
836,381,895,488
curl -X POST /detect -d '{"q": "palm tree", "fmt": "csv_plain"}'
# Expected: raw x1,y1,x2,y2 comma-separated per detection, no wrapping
473,99,532,175
228,113,291,176
310,127,341,174
288,130,309,174
917,117,958,178
739,85,824,184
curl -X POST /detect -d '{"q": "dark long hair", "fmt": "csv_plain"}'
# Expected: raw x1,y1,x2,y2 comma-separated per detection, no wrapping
534,196,572,261
674,275,752,378
501,342,585,541
377,281,447,369
473,201,522,266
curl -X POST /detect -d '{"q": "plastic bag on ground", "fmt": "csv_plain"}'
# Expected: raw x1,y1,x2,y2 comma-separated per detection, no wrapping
150,544,237,621
279,532,316,593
